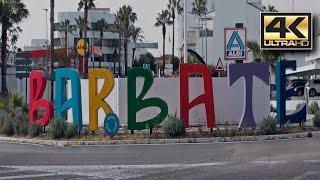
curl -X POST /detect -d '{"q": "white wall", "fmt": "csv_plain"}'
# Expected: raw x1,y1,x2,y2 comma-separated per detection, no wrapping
67,77,270,127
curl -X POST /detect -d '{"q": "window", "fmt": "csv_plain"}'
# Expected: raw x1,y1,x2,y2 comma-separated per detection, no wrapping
102,54,117,62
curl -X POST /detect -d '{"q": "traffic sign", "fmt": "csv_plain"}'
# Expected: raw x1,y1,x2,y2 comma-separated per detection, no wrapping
134,43,158,49
76,38,89,57
15,52,33,79
216,58,224,72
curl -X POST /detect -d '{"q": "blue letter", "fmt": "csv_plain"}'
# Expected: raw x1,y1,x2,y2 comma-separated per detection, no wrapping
276,60,306,125
55,68,83,132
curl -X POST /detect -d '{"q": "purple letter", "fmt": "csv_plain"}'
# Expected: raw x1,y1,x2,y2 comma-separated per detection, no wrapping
229,63,269,128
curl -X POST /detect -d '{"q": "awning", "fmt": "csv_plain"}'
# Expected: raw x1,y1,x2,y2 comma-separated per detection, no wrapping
286,63,320,77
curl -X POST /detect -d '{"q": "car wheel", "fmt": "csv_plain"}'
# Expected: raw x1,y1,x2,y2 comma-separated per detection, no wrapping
310,89,317,97
297,90,303,96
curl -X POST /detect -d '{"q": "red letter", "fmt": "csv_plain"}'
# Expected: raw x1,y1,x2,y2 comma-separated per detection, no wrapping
29,70,53,126
180,64,216,128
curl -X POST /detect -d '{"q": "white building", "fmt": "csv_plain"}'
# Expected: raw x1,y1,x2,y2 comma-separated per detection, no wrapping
178,0,263,66
57,8,147,74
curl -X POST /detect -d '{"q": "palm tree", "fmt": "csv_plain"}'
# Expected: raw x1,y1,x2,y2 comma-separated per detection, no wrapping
262,4,278,12
78,0,95,76
75,16,87,71
114,18,122,76
116,5,137,76
247,41,282,73
192,0,207,60
192,0,207,16
50,0,55,101
167,0,183,65
58,19,73,67
75,16,85,38
0,0,29,95
130,26,144,68
155,10,172,76
93,18,108,68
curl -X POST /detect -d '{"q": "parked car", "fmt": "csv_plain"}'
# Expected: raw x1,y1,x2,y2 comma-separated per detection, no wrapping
308,79,320,97
287,79,308,96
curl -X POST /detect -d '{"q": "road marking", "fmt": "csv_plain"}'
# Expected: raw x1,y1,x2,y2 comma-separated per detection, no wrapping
0,173,58,179
2,163,228,179
304,160,320,163
292,171,320,180
252,160,287,165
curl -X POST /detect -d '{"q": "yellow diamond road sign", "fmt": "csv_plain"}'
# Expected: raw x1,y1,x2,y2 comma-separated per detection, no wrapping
76,39,88,57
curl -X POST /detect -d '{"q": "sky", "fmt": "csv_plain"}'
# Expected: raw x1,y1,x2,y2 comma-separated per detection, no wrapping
17,0,320,57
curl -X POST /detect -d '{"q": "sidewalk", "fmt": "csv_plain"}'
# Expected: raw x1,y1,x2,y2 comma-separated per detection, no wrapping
0,131,318,147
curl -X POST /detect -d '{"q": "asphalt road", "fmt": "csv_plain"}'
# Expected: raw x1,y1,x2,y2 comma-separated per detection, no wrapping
0,139,320,179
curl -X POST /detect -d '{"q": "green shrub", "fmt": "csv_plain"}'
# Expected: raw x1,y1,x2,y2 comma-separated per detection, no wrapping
65,123,78,139
17,117,29,136
28,123,42,137
163,114,185,138
7,91,24,109
258,116,277,135
309,101,320,114
48,118,67,139
1,116,14,136
313,111,320,128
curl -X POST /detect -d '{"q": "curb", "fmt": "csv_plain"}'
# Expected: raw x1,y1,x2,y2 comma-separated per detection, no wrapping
0,131,319,147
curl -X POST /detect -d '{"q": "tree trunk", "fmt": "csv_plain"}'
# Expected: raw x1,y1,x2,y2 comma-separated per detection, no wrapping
113,48,116,74
163,34,166,77
50,0,55,101
78,31,83,73
83,0,88,77
172,16,175,65
65,31,67,67
132,48,136,67
118,35,122,76
99,31,103,68
1,29,8,96
124,39,128,76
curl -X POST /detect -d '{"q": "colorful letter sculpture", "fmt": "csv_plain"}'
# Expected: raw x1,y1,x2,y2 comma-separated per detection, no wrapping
104,112,120,137
55,68,83,132
89,69,115,131
229,63,269,128
29,71,54,126
276,60,306,125
180,64,216,128
128,68,168,130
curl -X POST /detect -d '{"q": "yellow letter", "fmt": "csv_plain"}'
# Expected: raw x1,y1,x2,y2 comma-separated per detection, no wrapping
89,69,115,131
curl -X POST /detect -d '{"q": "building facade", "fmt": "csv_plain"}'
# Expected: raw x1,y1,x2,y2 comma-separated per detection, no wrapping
57,8,147,74
178,0,262,66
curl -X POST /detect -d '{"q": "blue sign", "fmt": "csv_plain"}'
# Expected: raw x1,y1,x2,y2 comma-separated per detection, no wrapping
104,112,120,137
225,28,247,60
143,64,150,70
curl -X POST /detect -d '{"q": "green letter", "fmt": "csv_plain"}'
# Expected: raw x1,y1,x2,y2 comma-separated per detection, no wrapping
128,68,168,130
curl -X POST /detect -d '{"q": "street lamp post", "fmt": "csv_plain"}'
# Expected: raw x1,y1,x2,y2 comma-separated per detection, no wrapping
43,8,48,70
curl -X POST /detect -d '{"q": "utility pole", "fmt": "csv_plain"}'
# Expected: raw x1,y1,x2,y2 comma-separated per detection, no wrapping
183,0,187,64
43,8,48,70
50,0,54,101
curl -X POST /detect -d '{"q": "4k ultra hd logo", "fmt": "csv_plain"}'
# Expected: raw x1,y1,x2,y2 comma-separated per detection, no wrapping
261,13,312,50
